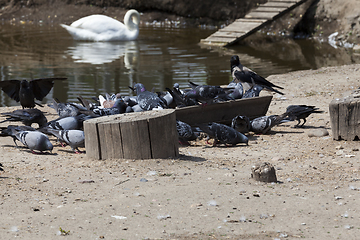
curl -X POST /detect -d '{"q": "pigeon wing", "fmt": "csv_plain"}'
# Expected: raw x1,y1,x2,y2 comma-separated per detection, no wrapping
0,80,21,102
30,78,67,101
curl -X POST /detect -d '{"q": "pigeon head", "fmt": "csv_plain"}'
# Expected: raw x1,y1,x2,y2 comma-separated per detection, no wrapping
133,83,146,94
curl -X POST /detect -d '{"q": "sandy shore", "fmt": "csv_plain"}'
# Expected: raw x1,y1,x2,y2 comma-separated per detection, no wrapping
1,64,360,239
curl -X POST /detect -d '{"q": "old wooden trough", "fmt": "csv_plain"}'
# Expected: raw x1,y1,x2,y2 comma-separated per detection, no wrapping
329,90,360,140
84,95,273,160
175,95,273,126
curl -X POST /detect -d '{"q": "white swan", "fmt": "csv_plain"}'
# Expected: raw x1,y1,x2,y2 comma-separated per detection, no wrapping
60,9,140,41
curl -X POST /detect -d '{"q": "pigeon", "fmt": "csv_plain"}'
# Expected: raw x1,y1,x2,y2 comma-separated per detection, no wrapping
197,122,248,146
130,83,167,111
176,120,198,145
50,98,81,118
214,82,244,102
45,115,88,131
44,128,85,153
284,105,324,127
0,108,48,128
98,93,122,108
0,77,67,108
231,115,251,133
230,55,284,95
7,126,53,153
184,82,230,105
87,99,128,116
0,125,37,145
242,85,264,99
249,113,290,134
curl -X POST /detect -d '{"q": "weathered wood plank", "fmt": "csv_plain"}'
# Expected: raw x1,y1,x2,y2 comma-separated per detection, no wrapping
244,12,278,19
202,36,238,42
211,31,246,38
261,2,294,7
120,119,151,159
329,99,340,140
83,120,101,159
148,112,179,159
268,0,301,2
254,7,288,12
176,95,272,126
98,121,124,159
235,18,268,23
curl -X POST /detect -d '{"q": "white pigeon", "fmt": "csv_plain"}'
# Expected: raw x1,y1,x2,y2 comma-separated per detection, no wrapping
60,10,140,41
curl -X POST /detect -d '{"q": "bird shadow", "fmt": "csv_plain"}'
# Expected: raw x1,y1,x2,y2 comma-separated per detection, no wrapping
56,149,86,154
0,144,57,155
176,153,207,162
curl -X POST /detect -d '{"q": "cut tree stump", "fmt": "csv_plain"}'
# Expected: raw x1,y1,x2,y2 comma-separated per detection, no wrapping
329,90,360,140
251,162,277,183
83,109,179,160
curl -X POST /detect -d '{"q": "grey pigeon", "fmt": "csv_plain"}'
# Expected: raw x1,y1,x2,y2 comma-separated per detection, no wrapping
284,105,324,127
45,115,88,131
230,55,284,95
9,127,53,153
0,77,67,108
231,115,251,133
131,83,166,111
197,122,248,146
45,128,85,153
0,108,47,128
185,81,230,104
51,98,81,118
250,113,290,134
242,85,264,99
176,120,198,145
0,125,37,145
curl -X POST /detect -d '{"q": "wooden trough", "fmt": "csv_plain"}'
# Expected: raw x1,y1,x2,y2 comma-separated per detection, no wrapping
84,109,179,160
329,91,360,140
175,95,273,126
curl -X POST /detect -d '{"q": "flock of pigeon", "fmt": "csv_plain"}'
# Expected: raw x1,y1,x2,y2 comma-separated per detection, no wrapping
0,55,323,154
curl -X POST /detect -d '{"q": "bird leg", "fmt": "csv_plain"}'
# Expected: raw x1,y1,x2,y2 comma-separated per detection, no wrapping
74,149,85,154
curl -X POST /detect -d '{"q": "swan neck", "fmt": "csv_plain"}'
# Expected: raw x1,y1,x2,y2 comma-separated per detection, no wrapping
124,10,140,31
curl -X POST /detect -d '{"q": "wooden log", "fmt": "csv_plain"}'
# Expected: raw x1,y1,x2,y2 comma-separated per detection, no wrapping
83,109,179,160
329,91,360,140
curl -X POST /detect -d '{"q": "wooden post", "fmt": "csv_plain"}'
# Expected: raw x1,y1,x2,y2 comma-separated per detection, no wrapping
83,109,179,160
329,91,360,140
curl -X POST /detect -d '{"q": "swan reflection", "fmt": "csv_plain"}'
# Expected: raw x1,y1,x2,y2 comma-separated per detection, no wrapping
65,41,139,66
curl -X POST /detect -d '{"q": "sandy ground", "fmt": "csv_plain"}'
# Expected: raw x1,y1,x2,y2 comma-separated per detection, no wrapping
1,64,360,239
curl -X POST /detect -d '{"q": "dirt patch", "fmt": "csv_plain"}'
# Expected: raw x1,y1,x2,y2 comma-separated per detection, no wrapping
1,64,360,239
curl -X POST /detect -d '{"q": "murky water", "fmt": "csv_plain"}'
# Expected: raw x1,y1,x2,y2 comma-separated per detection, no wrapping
0,23,359,107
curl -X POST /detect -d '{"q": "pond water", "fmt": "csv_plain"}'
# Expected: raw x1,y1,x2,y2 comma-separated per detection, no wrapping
0,23,359,107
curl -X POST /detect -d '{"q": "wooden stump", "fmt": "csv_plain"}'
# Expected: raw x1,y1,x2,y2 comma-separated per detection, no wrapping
329,91,360,140
83,109,179,160
251,162,277,183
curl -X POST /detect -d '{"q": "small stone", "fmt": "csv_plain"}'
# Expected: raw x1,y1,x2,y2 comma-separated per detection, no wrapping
307,128,329,137
140,178,148,182
336,150,344,156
